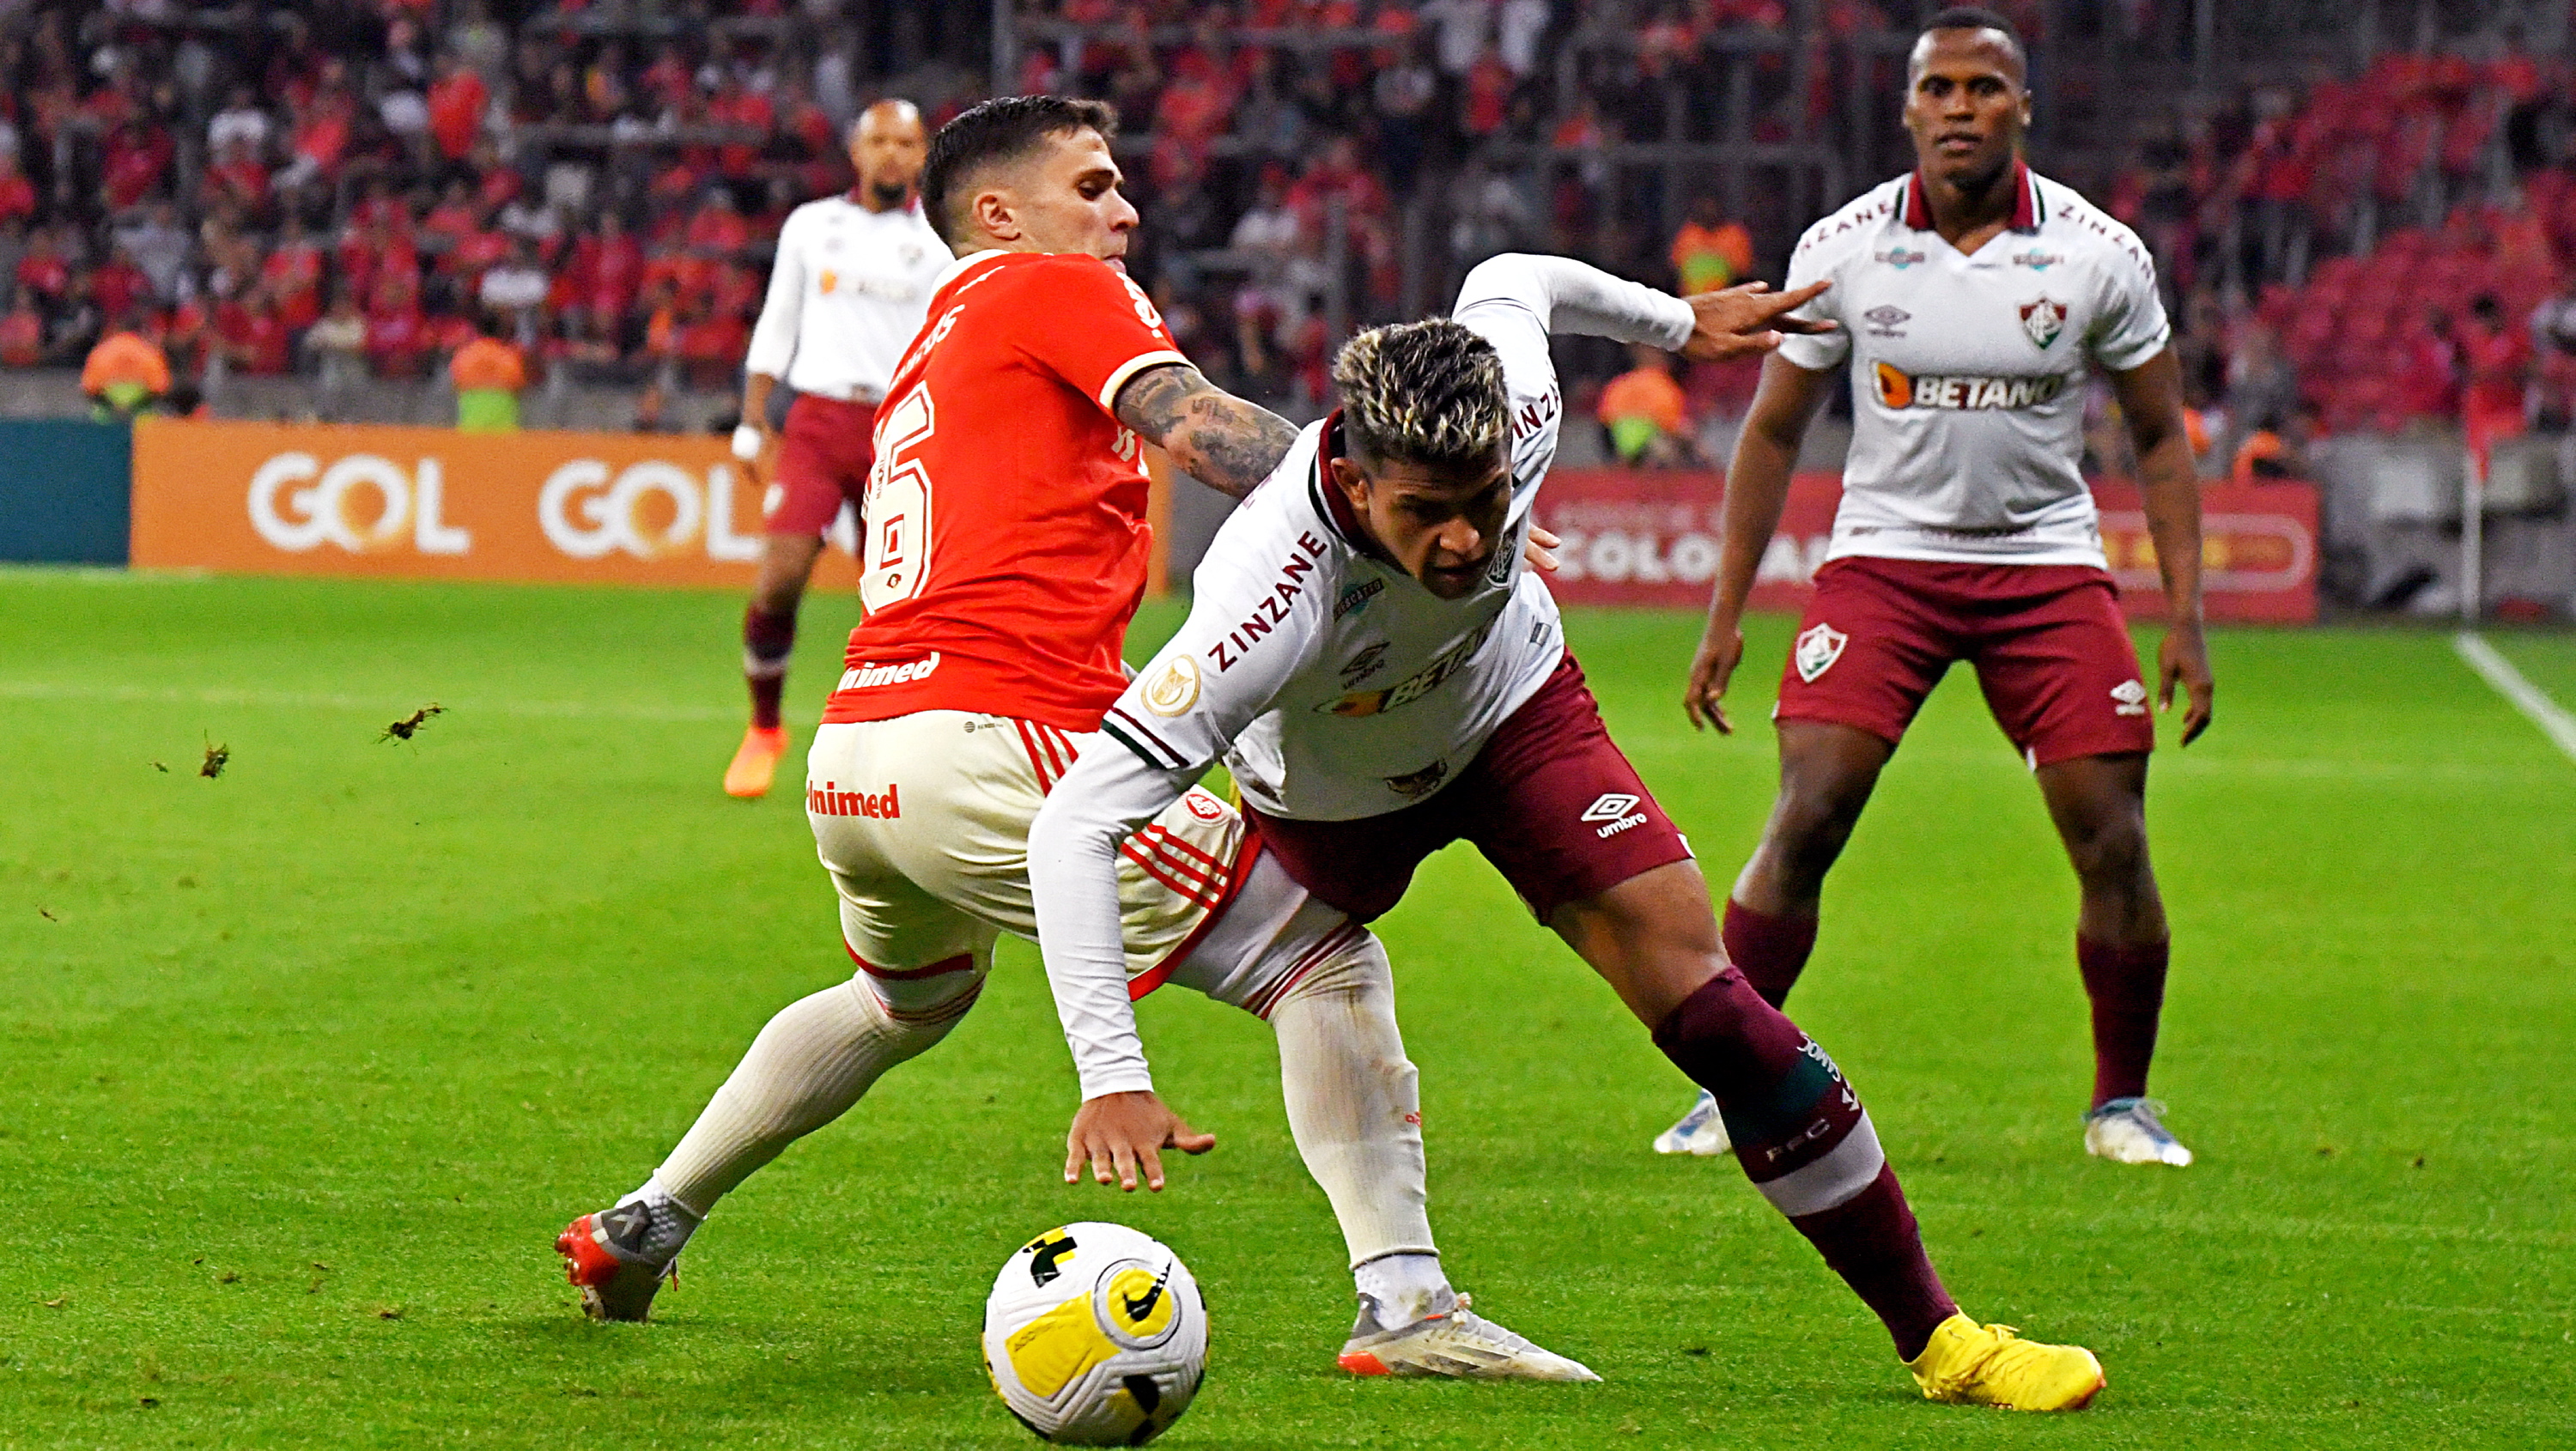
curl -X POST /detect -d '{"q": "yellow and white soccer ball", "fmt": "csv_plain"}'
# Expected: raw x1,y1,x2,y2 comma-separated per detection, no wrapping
982,1222,1207,1446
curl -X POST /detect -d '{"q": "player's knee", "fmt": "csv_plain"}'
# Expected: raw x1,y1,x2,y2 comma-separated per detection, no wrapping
1766,787,1864,885
2062,809,2150,887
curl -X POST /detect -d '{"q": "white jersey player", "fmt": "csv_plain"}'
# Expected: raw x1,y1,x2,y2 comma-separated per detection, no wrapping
724,100,951,799
1030,251,2117,1411
1035,252,1700,1097
1674,8,2213,1170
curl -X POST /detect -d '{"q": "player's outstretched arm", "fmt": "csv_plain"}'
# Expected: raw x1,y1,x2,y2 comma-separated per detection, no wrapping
1686,355,1838,733
1113,362,1303,499
2107,348,2214,745
1028,750,1216,1193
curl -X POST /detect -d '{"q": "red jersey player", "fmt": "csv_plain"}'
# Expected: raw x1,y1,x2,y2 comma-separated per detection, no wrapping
556,97,1595,1381
1670,7,2215,1168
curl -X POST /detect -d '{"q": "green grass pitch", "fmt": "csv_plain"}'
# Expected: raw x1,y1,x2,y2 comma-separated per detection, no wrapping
3,569,2571,1449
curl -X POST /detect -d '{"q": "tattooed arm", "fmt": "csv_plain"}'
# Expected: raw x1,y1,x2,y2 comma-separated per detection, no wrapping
1111,362,1303,500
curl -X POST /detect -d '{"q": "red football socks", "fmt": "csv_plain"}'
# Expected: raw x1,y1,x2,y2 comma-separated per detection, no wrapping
744,604,797,730
2078,936,2170,1107
1722,897,1819,1008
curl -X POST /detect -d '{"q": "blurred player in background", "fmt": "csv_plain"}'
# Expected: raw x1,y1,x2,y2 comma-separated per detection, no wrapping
1665,8,2215,1168
723,99,945,798
1031,258,2110,1411
562,97,1593,1380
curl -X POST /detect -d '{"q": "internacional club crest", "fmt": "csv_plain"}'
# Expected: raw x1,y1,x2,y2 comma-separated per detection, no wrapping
2017,294,2069,349
1794,622,1848,683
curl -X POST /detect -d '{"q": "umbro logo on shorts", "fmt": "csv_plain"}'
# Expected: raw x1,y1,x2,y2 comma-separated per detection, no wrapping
1795,623,1847,683
2111,678,2148,716
1583,792,1649,838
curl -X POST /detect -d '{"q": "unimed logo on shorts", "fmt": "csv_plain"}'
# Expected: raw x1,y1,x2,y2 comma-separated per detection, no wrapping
808,780,901,818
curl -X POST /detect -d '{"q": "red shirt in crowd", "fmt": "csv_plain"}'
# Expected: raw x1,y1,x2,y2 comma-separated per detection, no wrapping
261,242,327,331
428,69,488,161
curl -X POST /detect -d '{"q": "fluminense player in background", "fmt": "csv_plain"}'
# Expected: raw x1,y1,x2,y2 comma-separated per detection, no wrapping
1030,254,2111,1410
723,100,946,798
1662,7,2214,1168
559,96,1596,1381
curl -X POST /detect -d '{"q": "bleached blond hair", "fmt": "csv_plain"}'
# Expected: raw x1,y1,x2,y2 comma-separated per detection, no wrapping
1331,319,1510,474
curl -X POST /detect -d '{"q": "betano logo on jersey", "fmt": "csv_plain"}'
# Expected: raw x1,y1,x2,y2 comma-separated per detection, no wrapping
1315,616,1497,718
1873,362,2067,412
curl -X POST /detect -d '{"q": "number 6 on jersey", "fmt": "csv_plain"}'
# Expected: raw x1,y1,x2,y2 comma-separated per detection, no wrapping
865,381,935,610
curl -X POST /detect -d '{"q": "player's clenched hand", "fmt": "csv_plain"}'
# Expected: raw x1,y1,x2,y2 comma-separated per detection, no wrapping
1680,281,1835,362
1522,524,1561,574
1065,1090,1215,1193
1683,621,1746,734
2158,618,2215,746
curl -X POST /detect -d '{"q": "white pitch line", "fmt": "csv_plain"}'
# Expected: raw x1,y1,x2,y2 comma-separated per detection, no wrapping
2453,632,2576,763
0,679,736,724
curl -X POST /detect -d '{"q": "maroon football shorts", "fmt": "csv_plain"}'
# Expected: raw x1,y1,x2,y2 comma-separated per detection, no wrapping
1773,556,2155,768
1247,653,1696,924
764,393,878,536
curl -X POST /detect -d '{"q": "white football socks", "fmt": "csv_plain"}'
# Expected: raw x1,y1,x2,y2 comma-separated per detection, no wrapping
653,976,975,1216
1354,1252,1451,1327
611,1176,703,1262
1262,925,1443,1276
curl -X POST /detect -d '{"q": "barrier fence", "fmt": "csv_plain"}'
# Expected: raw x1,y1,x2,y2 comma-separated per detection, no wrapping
28,419,2321,627
129,418,858,590
1532,469,2320,625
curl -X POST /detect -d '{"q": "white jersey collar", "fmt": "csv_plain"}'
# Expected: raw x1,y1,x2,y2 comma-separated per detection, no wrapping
1898,157,2043,235
927,248,1010,300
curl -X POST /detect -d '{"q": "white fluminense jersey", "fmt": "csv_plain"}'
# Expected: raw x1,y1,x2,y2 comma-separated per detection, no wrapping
744,194,949,398
1777,162,2171,568
1100,254,1694,822
1025,254,1691,1096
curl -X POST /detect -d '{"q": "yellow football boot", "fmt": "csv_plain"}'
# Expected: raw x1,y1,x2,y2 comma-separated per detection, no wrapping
1905,1314,2105,1411
723,724,789,798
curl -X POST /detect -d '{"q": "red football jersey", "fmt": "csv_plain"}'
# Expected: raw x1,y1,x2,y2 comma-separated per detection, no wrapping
823,251,1188,732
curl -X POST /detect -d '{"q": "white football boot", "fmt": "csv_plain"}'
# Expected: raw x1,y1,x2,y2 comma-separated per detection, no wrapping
1338,1290,1600,1381
1652,1089,1732,1156
2083,1096,2194,1166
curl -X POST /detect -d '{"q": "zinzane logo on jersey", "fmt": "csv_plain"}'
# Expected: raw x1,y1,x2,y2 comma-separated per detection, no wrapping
1794,622,1847,683
1874,362,2066,412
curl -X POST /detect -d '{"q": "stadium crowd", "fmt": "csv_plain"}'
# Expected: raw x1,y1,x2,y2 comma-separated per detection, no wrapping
8,0,2576,471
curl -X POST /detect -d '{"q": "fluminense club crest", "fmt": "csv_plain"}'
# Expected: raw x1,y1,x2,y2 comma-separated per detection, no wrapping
2017,294,2068,349
1794,622,1847,683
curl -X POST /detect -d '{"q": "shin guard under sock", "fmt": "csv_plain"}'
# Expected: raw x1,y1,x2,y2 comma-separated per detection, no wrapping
1722,898,1819,1008
744,605,797,729
2077,936,2170,1108
1653,970,1954,1357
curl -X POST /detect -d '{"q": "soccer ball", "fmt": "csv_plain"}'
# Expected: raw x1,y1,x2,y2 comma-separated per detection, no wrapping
981,1222,1207,1446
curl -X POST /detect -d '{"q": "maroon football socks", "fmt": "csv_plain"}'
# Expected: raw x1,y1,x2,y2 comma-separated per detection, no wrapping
744,604,796,730
1722,897,1819,1008
1652,968,1957,1359
2078,935,2170,1108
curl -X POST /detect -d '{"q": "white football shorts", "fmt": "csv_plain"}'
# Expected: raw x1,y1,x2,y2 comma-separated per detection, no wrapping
805,711,1304,1017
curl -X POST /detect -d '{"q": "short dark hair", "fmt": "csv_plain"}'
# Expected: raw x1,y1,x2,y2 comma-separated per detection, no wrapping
1331,319,1509,476
919,95,1120,247
1920,6,2026,69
